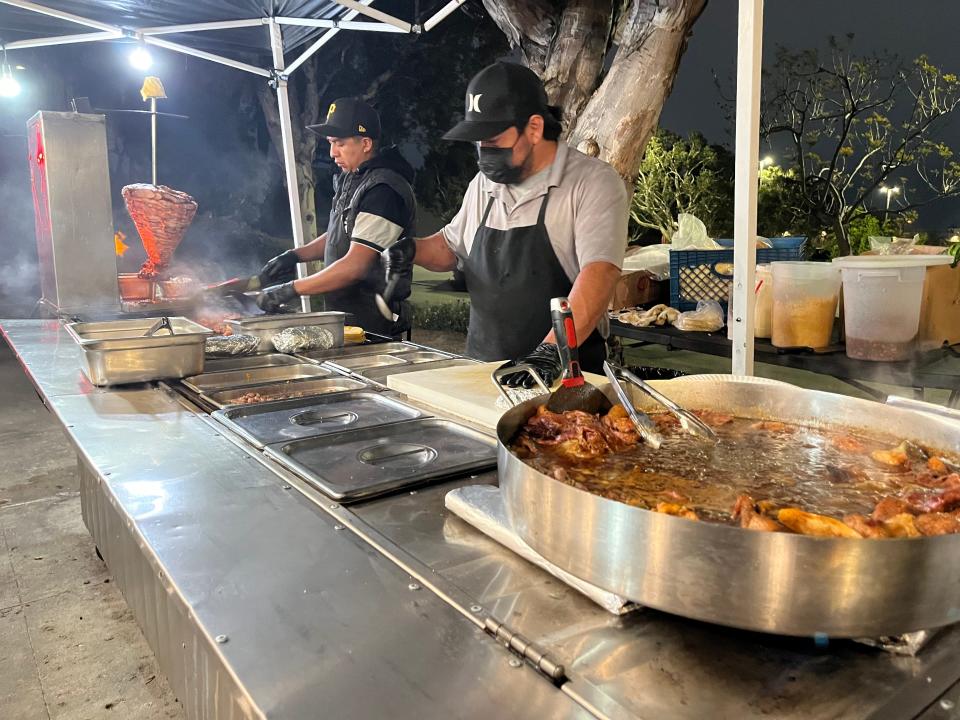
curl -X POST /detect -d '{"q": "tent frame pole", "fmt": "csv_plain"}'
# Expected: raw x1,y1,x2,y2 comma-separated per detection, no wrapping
423,0,467,32
268,19,312,314
283,0,376,76
731,0,764,376
329,0,411,32
274,16,406,33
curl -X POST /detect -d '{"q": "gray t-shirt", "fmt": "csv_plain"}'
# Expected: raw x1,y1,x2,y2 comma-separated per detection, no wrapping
441,142,629,282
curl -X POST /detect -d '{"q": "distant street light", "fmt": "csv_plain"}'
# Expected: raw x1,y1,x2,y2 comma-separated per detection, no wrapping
759,155,775,169
130,46,153,71
879,185,900,224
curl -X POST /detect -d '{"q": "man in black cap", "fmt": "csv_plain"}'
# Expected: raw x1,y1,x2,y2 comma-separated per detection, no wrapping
413,62,628,386
257,97,416,337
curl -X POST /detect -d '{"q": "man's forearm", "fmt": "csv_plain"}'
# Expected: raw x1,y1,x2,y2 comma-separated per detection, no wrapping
294,233,328,263
292,243,374,296
543,262,621,345
415,232,458,272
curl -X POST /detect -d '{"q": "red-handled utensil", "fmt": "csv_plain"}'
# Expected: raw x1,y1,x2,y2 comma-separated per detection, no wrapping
545,297,611,414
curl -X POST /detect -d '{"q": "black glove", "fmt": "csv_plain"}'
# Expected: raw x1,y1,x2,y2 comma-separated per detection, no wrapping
257,282,299,313
381,236,415,303
259,249,300,285
497,342,563,389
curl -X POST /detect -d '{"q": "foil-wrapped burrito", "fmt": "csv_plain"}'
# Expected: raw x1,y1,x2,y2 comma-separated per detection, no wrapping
272,326,335,354
205,334,260,357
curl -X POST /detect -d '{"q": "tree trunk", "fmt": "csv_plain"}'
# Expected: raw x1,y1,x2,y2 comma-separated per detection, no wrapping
834,217,851,257
257,58,327,244
482,0,706,181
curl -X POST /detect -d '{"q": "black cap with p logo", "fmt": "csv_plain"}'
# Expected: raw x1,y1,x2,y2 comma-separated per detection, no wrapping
307,97,381,139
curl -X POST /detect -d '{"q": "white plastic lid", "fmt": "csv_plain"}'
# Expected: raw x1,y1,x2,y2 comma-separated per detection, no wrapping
832,254,954,268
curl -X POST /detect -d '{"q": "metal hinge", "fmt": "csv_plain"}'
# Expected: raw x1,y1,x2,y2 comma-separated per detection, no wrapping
484,617,566,685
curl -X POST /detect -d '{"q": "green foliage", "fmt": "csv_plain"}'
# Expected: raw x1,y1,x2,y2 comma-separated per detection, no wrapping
629,130,734,241
411,299,471,334
756,43,960,255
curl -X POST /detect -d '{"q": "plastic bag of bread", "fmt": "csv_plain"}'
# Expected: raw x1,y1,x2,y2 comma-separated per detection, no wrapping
672,300,725,333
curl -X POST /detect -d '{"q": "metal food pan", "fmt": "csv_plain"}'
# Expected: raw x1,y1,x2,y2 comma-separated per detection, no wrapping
65,317,212,386
359,358,478,384
202,377,369,409
297,341,416,363
264,418,496,502
182,364,333,393
331,353,410,371
225,312,346,352
203,353,302,373
497,375,960,638
392,351,456,364
211,391,426,449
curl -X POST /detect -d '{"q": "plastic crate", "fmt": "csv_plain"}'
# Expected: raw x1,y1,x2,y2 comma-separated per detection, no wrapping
714,236,807,251
669,244,805,312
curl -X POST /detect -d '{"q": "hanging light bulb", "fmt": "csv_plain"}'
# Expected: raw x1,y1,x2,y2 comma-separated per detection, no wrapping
129,44,153,71
0,48,21,98
0,69,20,98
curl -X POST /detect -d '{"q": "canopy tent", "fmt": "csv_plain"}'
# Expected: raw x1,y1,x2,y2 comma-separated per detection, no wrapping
2,0,767,367
0,0,466,312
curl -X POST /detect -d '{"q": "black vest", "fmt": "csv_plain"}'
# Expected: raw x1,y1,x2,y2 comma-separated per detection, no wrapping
323,165,416,336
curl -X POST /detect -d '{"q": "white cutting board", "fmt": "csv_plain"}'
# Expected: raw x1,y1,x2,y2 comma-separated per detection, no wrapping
387,361,609,429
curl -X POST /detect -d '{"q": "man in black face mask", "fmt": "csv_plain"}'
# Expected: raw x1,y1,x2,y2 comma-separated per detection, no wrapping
413,62,629,387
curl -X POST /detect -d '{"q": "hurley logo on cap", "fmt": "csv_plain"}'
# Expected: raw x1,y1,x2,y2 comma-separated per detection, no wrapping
467,93,483,113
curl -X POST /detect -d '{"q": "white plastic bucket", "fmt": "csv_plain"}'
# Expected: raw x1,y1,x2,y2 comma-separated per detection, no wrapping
832,255,952,361
770,262,841,349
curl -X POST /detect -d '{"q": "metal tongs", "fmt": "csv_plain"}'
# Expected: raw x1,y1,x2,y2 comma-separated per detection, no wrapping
143,316,174,337
603,361,719,447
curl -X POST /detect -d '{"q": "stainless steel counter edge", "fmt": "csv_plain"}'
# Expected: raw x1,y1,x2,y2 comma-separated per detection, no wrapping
1,320,594,720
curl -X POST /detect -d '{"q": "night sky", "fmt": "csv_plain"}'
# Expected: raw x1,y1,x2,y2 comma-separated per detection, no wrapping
660,0,960,228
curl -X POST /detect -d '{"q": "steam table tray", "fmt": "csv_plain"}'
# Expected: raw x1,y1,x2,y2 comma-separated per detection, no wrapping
264,418,496,502
211,391,426,449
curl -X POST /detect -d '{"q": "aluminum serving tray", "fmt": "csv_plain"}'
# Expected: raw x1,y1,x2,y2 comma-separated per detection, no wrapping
204,353,303,373
182,364,334,393
202,377,369,409
65,317,212,386
264,418,496,502
225,312,346,352
211,391,426,449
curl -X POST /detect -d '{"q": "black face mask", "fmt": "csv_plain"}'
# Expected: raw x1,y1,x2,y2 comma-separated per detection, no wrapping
477,138,526,185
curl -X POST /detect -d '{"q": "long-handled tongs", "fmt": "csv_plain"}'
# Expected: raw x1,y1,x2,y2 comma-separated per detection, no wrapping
603,361,719,445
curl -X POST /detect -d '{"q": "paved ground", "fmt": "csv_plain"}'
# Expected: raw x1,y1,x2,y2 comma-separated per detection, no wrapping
0,341,183,720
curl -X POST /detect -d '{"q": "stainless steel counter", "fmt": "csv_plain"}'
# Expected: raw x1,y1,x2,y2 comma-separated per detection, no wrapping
1,320,590,720
5,318,960,719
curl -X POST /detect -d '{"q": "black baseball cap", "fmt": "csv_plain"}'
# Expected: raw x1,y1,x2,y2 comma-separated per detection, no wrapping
307,97,381,139
443,62,554,142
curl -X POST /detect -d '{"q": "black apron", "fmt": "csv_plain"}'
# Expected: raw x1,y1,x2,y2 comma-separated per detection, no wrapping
324,168,414,338
462,189,607,373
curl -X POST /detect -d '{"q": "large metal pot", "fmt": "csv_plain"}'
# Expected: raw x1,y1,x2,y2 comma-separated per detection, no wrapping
497,375,960,638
